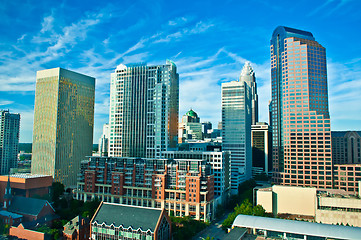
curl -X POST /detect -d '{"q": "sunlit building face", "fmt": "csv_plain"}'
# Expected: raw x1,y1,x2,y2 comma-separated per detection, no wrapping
31,68,95,187
271,26,332,189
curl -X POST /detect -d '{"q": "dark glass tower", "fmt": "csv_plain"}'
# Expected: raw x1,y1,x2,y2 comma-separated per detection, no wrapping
270,26,332,188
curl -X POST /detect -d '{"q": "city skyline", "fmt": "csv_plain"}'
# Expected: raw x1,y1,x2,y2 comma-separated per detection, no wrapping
1,0,361,143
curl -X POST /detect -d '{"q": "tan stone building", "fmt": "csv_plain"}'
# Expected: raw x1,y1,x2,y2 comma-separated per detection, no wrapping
256,184,361,227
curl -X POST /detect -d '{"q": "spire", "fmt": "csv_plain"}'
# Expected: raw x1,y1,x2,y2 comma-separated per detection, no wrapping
240,62,255,85
3,173,12,210
4,173,11,199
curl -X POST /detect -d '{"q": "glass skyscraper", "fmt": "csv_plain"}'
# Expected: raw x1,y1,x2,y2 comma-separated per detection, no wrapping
270,26,332,188
222,80,252,193
109,60,179,158
240,62,258,125
0,110,20,175
31,68,95,187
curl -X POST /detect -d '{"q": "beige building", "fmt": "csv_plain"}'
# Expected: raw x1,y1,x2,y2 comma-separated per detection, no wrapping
31,68,95,187
256,184,361,227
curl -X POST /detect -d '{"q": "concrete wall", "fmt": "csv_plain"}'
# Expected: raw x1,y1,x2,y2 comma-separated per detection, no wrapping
316,209,361,227
316,196,361,227
256,190,272,213
256,185,316,217
273,185,316,216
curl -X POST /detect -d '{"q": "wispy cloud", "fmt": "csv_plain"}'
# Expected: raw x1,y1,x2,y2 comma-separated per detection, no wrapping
0,100,14,106
328,59,361,129
168,16,190,26
308,0,353,16
176,49,271,125
154,20,215,43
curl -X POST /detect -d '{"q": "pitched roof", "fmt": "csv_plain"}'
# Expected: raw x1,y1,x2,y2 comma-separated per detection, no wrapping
8,196,53,216
92,203,163,232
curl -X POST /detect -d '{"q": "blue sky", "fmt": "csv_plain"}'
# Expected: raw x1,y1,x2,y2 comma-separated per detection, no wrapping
1,0,361,143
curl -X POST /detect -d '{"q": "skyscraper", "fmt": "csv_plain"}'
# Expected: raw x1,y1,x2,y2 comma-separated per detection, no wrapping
0,110,20,175
240,62,258,125
222,80,252,193
109,60,179,158
31,68,95,187
270,26,332,188
98,123,109,157
178,109,202,143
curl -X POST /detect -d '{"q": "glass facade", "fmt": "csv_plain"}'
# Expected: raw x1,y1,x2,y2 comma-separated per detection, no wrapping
109,61,179,158
0,110,20,175
221,81,252,193
271,26,332,188
31,68,95,186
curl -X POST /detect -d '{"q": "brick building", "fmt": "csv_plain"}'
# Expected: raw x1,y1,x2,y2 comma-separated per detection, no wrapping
63,215,90,240
0,174,52,203
75,157,214,221
9,223,49,240
91,202,171,240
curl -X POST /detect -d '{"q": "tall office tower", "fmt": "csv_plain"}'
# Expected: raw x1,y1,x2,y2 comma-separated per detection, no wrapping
0,110,20,175
109,61,179,158
271,26,332,188
31,68,95,187
178,109,202,143
98,124,110,157
251,122,272,176
222,80,252,194
240,62,259,125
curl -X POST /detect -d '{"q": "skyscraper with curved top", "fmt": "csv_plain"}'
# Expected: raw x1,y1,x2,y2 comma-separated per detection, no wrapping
270,26,332,189
240,62,258,125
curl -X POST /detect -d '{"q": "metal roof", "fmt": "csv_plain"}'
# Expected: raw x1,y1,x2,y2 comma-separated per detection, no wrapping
92,202,163,232
232,214,361,240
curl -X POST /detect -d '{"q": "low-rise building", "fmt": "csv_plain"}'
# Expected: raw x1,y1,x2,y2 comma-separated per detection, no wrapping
63,215,90,240
91,202,171,240
9,223,49,240
0,174,52,203
75,157,214,221
256,184,361,227
232,214,361,240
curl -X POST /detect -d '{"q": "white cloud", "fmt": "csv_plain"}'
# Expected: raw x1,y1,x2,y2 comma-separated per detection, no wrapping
168,16,189,26
0,100,14,106
177,49,271,126
153,20,215,43
40,15,54,33
327,60,361,130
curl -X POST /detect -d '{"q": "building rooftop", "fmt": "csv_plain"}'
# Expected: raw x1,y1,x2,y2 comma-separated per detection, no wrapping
221,227,247,240
92,202,163,232
8,173,51,179
185,109,198,118
8,196,53,216
0,210,22,219
63,215,88,236
233,214,361,240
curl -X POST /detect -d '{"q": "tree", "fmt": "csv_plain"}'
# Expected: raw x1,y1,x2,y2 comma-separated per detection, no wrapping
51,182,65,202
203,236,214,240
253,204,266,216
